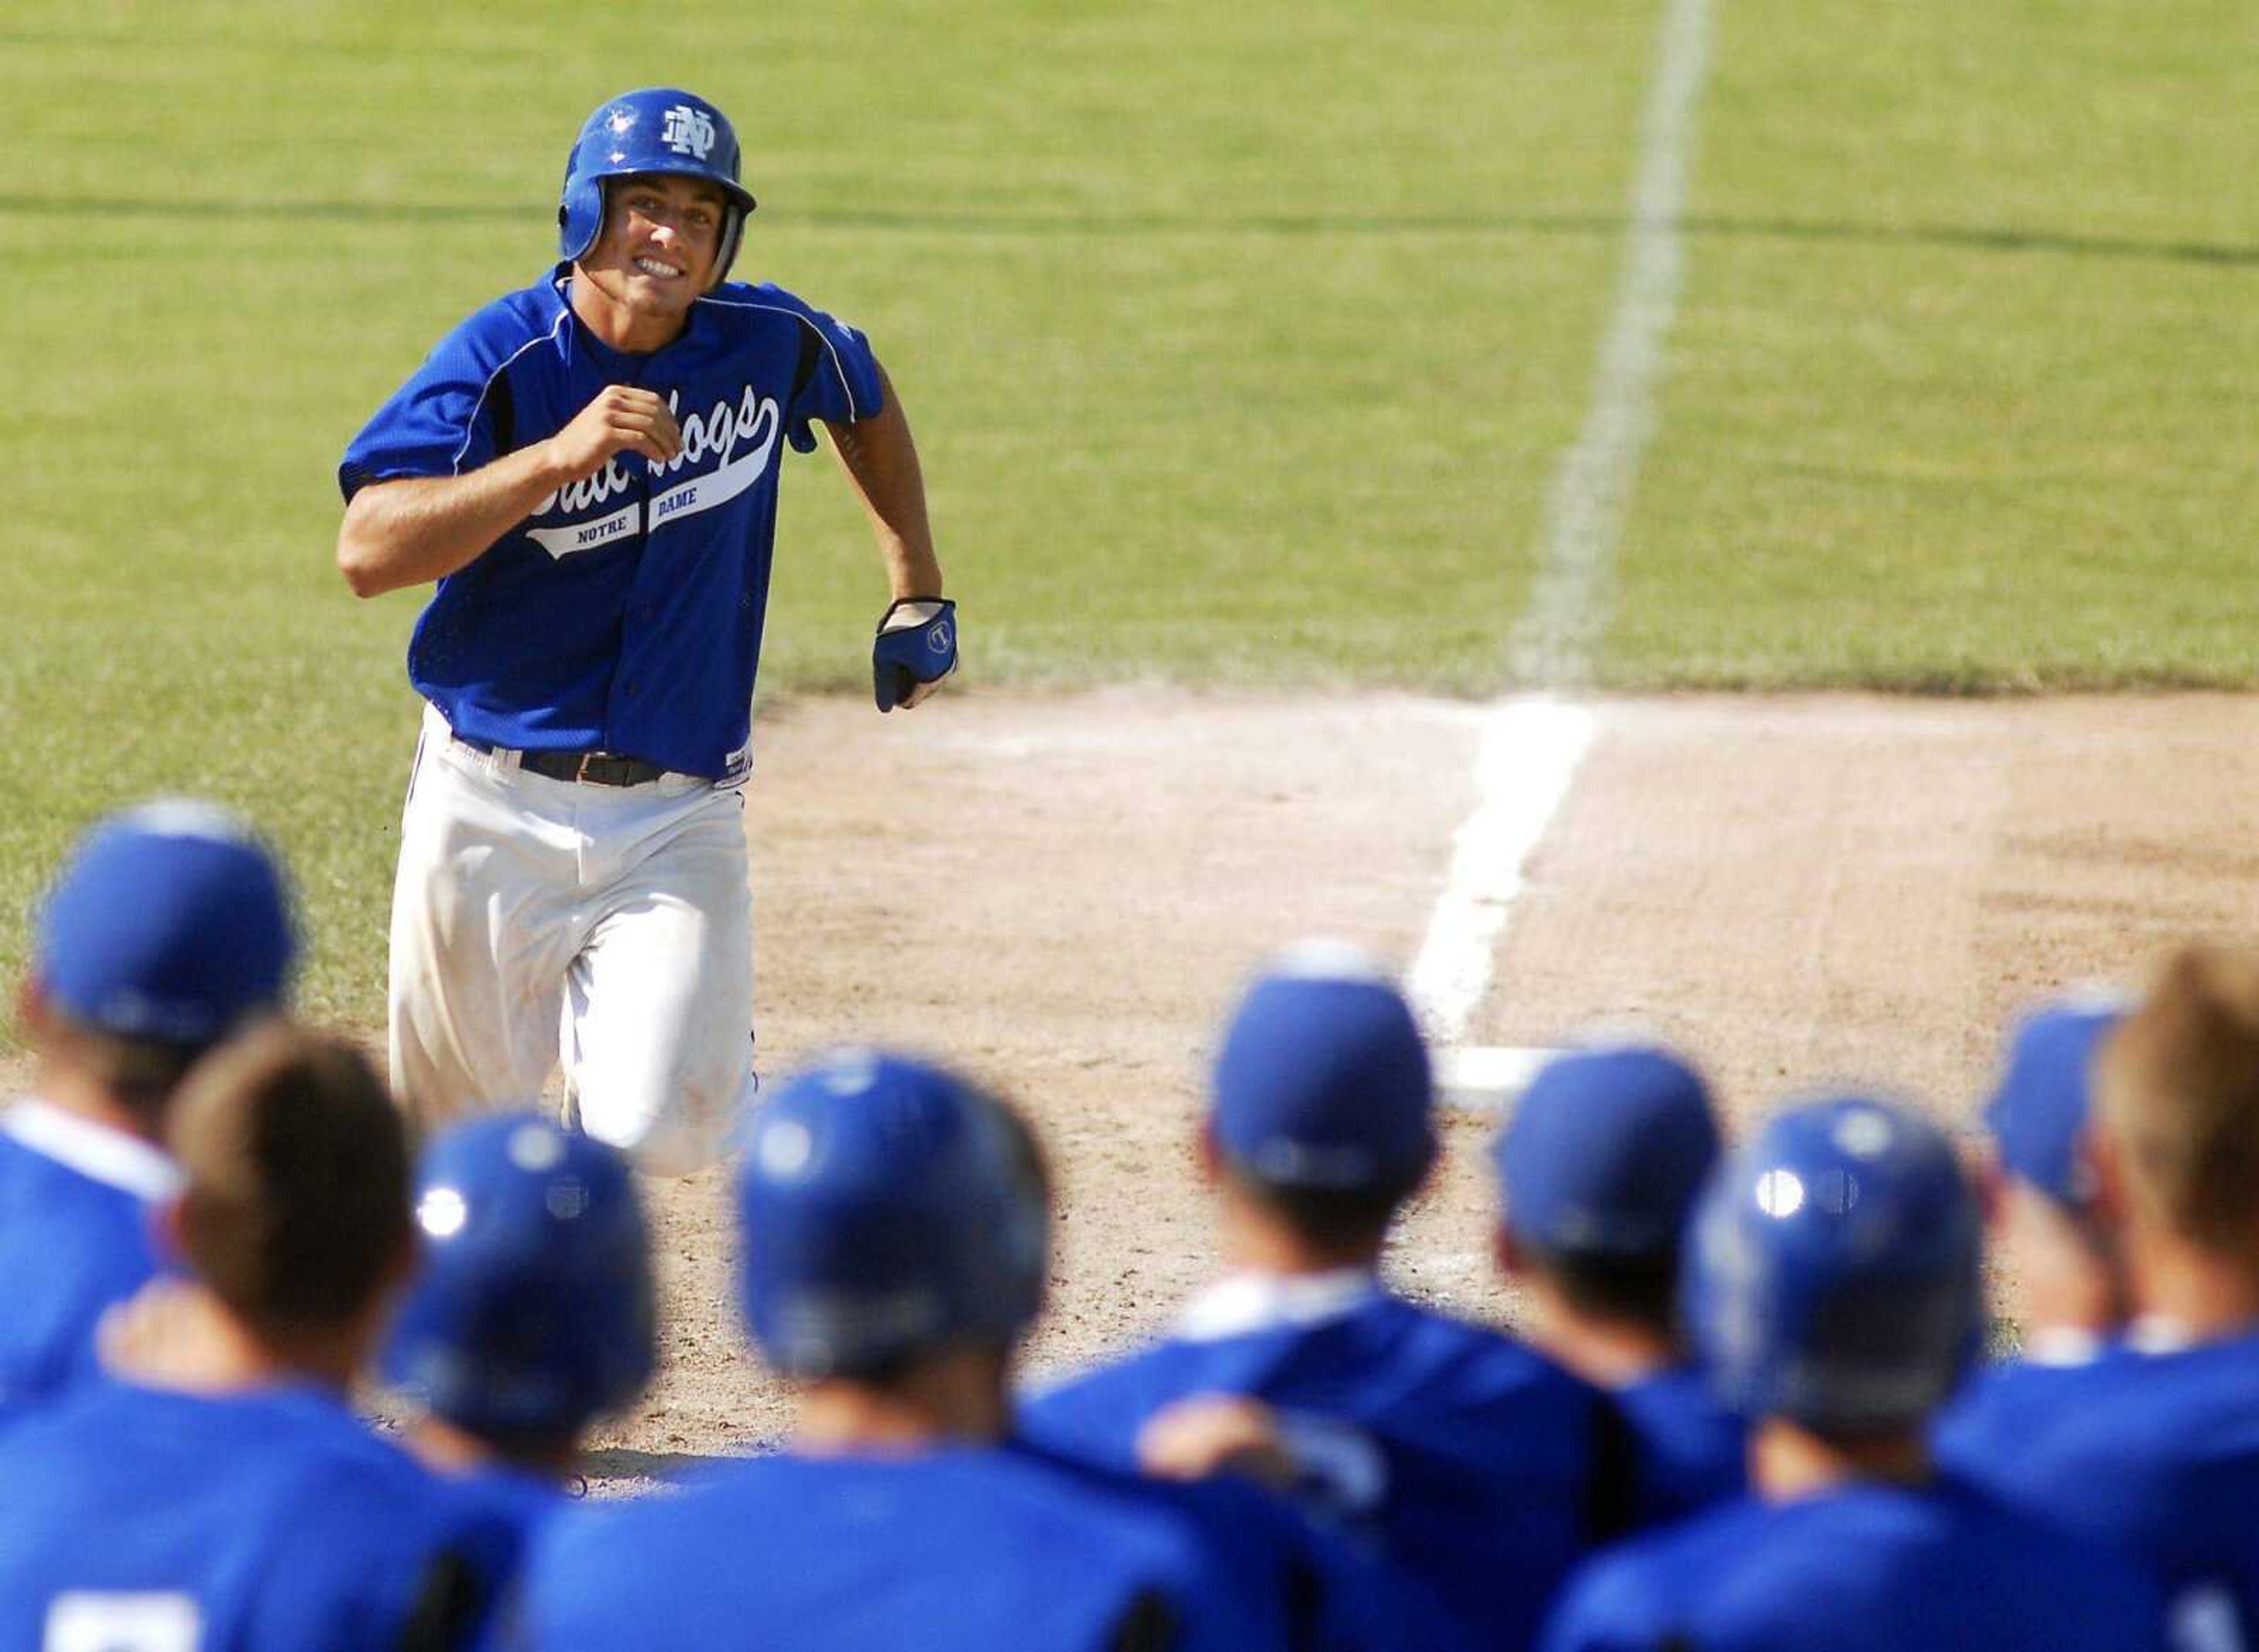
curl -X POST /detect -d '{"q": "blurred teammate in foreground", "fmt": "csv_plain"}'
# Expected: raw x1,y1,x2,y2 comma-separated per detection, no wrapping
384,1111,657,1563
1931,994,2128,1468
1538,1095,2163,1652
0,1027,494,1650
1953,948,2259,1644
0,801,293,1420
1492,1044,1744,1526
1022,945,1624,1651
517,1050,1434,1651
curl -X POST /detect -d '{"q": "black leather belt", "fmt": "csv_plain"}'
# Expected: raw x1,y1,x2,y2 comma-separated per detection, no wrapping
518,750,670,787
452,731,668,787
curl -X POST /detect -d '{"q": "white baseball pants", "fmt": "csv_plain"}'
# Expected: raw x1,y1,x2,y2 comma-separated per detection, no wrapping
389,704,755,1176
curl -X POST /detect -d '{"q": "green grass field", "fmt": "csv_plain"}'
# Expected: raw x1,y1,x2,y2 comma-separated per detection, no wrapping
2,1,2253,1029
1610,0,2259,689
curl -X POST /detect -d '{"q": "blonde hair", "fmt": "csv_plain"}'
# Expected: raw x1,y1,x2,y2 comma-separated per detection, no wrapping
2095,947,2259,1252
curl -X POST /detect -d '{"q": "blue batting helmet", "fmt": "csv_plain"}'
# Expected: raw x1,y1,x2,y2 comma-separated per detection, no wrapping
737,1050,1048,1380
558,88,758,282
1687,1096,1981,1433
382,1113,656,1442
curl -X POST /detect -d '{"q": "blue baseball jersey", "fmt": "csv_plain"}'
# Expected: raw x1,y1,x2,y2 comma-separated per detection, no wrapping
1930,1337,2104,1480
1610,1363,1746,1529
0,1101,174,1424
1538,1475,2166,1652
435,1457,567,1624
340,267,883,780
1946,1329,2259,1645
0,1380,499,1651
519,1444,1309,1652
1007,1437,1470,1652
1019,1275,1621,1651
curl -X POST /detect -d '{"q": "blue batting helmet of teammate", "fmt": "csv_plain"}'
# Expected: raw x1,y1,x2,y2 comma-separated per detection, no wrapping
383,1113,656,1441
738,1050,1047,1379
558,88,758,281
1687,1096,1982,1433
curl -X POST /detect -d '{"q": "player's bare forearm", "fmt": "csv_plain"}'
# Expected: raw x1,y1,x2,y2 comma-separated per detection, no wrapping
338,385,684,598
335,447,571,598
825,363,944,601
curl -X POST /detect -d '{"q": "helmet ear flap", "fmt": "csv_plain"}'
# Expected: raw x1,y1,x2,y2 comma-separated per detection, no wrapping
710,204,747,287
557,175,607,265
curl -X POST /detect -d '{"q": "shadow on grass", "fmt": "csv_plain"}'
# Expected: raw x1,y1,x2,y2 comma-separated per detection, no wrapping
5,195,2254,269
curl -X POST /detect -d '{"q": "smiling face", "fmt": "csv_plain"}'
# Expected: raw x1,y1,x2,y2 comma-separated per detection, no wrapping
570,171,732,349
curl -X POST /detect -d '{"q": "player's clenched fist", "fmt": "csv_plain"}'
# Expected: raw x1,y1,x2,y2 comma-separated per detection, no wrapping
545,385,685,479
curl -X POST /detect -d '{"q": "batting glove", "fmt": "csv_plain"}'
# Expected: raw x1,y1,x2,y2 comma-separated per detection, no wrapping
873,597,958,712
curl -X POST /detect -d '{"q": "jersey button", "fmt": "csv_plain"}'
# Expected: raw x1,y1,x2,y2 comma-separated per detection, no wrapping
642,605,657,621
625,682,641,698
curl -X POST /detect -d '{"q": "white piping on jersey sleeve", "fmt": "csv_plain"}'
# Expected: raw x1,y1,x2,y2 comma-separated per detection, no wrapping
695,295,866,422
450,308,573,475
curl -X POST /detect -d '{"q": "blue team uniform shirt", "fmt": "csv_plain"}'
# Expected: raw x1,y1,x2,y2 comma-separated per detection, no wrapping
339,268,884,780
1945,1327,2259,1644
1538,1474,2166,1652
0,1101,175,1424
519,1443,1319,1652
435,1457,566,1625
1610,1363,1746,1529
1005,1437,1470,1652
1930,1331,2105,1480
1019,1272,1624,1651
0,1381,499,1651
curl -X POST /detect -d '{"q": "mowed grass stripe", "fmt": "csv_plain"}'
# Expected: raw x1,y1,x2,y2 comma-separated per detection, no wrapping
1598,0,2259,691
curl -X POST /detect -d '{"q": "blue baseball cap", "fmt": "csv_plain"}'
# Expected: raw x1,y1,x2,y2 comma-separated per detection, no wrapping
1983,993,2128,1210
1211,944,1435,1195
1495,1044,1720,1255
35,801,296,1045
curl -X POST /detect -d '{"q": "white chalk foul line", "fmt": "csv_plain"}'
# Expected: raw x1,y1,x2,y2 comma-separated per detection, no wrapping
1406,697,1594,1045
1413,0,1714,1110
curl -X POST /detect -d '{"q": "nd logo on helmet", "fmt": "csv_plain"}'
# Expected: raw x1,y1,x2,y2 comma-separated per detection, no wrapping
662,105,718,159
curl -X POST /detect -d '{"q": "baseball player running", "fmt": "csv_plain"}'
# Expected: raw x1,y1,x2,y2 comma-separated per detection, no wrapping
0,801,294,1426
1538,1097,2165,1652
336,87,955,1174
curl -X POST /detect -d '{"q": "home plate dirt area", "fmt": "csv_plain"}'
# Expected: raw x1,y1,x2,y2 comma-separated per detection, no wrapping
579,688,2259,1486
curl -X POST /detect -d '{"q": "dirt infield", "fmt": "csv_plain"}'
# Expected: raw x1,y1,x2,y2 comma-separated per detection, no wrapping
11,691,2253,1485
591,688,2259,1482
